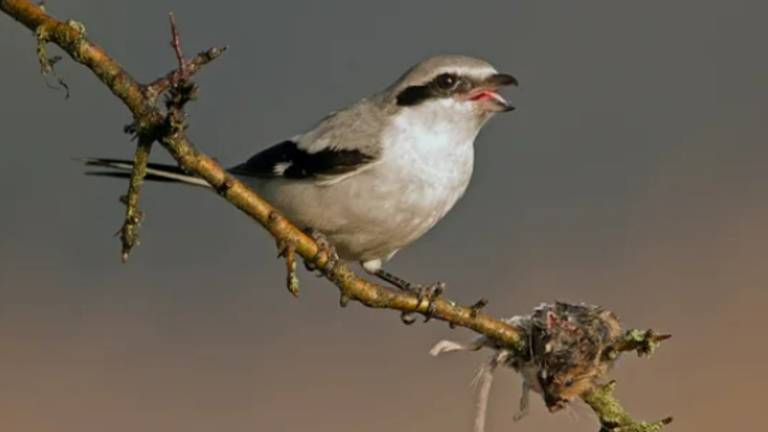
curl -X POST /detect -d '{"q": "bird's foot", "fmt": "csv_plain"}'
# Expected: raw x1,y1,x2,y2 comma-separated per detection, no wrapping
398,282,446,324
373,269,446,323
303,228,339,274
413,281,446,319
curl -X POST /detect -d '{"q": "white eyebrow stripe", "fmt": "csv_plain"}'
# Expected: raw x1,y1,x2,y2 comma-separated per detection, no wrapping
432,65,498,80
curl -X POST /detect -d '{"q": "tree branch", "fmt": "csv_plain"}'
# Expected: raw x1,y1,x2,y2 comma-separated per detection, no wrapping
0,1,672,430
0,0,524,350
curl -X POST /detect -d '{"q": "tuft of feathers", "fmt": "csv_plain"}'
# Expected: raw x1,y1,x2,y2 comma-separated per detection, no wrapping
430,302,622,432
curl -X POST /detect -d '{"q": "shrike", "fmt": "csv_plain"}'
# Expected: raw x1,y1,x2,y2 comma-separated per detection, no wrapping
86,55,517,301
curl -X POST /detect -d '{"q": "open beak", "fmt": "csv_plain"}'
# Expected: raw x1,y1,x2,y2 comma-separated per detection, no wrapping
465,73,518,113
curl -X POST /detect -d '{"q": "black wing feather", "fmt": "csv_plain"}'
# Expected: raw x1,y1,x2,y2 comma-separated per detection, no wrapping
230,140,375,179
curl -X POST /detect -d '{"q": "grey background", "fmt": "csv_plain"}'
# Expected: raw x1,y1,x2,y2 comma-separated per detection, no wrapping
1,1,767,431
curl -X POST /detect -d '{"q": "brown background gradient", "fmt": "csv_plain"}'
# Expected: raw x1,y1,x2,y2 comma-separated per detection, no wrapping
1,1,766,431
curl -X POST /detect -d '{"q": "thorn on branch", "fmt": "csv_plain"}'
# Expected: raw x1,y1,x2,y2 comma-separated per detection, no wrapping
469,298,489,318
401,311,417,325
339,293,350,308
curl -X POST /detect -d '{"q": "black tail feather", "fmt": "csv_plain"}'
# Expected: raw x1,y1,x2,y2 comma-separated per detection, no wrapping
80,157,210,188
83,158,186,174
84,171,185,183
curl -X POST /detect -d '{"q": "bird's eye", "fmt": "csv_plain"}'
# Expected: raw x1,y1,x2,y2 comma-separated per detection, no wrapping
434,73,458,90
564,378,575,387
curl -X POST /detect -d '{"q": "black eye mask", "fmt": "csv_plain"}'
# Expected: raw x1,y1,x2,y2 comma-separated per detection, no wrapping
395,84,433,106
395,73,481,107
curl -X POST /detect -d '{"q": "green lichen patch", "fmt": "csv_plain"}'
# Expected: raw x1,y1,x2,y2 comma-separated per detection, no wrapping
583,381,673,432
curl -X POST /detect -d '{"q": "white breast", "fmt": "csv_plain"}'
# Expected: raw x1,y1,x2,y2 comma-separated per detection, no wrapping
362,101,480,252
254,99,482,264
380,101,479,204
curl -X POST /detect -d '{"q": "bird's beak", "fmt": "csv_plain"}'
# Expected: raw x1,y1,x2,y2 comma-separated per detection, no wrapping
464,73,518,113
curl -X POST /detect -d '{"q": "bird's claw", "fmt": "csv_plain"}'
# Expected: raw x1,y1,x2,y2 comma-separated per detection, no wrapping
373,270,445,322
411,281,445,322
303,228,339,274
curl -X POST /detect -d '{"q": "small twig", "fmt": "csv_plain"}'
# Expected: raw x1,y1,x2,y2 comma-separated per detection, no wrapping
35,24,69,98
605,329,672,360
582,381,673,432
144,46,227,102
118,135,153,262
469,298,489,318
163,13,199,137
277,239,300,297
339,293,351,307
168,12,186,79
115,15,195,263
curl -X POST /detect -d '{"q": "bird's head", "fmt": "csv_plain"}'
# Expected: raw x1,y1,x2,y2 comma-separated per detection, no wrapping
385,55,518,129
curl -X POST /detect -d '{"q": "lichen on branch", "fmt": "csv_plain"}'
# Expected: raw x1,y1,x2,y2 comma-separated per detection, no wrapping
583,382,673,432
118,135,152,261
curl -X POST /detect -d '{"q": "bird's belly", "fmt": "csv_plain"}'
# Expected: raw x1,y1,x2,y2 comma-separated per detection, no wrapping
336,179,453,260
252,115,477,263
254,155,472,262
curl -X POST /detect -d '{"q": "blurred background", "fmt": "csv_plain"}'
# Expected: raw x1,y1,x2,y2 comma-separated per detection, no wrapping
1,1,766,431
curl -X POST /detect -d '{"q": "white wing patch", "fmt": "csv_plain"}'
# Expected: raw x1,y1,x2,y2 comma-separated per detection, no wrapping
273,162,293,176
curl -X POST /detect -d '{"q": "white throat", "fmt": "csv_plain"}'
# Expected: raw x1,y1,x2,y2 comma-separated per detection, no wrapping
385,99,485,155
379,99,481,209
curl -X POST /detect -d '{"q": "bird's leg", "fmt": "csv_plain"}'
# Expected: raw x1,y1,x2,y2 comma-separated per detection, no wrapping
373,269,416,291
374,269,446,322
303,228,339,274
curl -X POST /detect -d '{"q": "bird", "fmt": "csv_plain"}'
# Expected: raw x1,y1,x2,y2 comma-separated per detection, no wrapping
85,54,517,304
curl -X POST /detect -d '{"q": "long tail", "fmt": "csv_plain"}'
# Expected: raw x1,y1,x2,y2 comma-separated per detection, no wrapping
82,158,211,188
